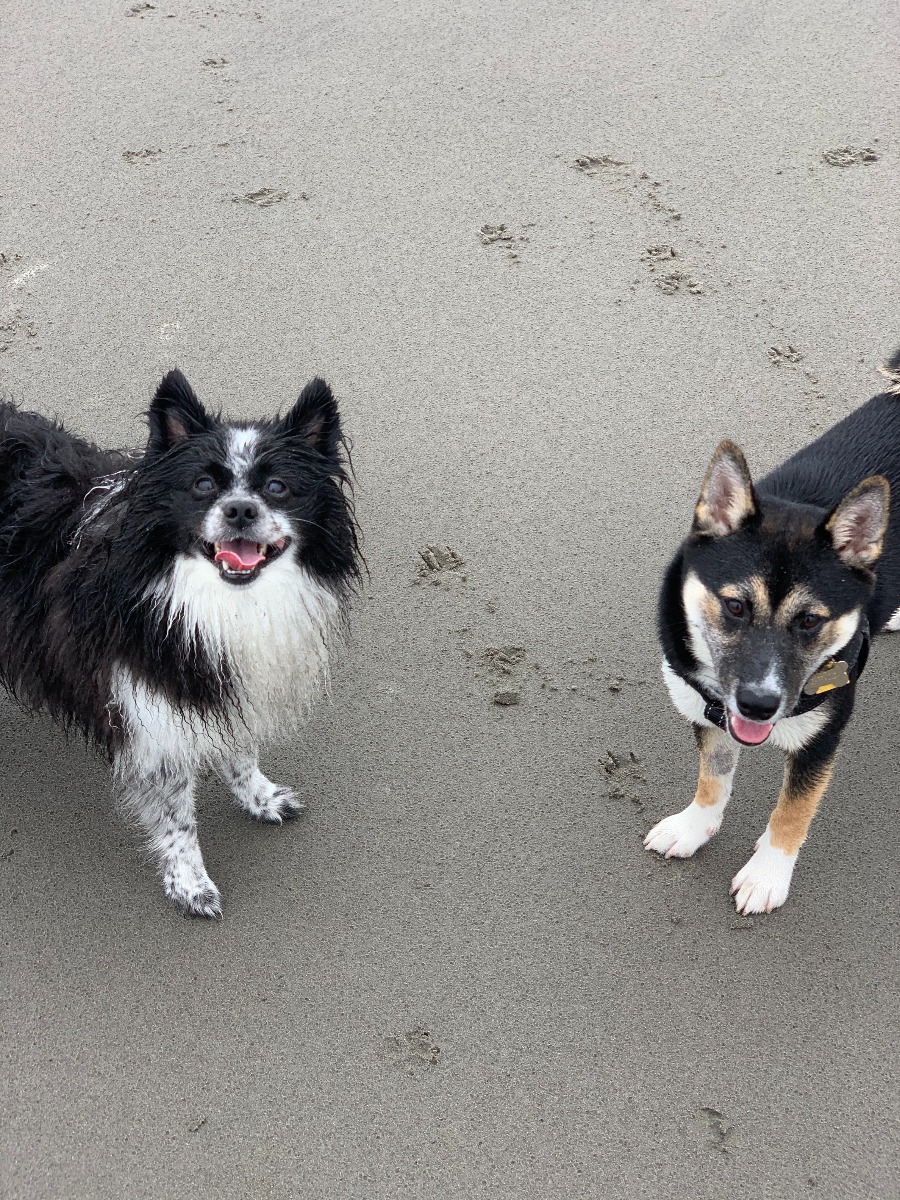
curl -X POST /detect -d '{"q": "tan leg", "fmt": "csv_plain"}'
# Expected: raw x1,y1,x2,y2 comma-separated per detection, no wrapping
732,754,836,914
769,759,835,855
694,724,740,808
644,724,740,858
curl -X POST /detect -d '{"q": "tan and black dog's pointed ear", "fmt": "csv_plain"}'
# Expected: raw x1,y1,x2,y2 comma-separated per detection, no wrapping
693,441,757,537
825,476,890,570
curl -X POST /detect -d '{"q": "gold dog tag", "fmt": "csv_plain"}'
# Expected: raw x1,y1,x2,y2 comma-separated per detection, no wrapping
803,658,851,696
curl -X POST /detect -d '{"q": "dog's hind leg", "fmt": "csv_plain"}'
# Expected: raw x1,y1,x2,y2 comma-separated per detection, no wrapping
644,723,740,858
216,750,305,824
119,758,222,918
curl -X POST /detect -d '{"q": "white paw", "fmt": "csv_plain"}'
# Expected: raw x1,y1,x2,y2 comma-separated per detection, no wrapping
730,827,796,914
244,780,305,824
643,799,726,859
164,867,222,919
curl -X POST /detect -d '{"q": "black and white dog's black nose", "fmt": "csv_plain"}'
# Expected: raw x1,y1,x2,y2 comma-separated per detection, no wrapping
735,685,780,722
223,500,259,530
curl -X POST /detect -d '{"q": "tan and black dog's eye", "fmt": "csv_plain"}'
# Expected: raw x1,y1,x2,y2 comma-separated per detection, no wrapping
722,596,746,619
796,612,824,632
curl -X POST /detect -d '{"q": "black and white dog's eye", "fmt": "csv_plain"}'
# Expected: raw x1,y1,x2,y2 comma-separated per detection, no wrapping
797,612,824,631
265,479,288,497
723,597,745,618
192,476,217,497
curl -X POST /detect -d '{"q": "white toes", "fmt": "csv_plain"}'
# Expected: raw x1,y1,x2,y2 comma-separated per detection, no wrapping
644,799,726,859
730,826,796,914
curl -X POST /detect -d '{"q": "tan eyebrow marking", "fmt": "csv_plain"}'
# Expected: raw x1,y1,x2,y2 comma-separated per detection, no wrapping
776,585,830,627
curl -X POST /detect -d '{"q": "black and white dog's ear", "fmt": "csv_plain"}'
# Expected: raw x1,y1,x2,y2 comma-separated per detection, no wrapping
693,440,757,537
277,378,342,456
147,369,210,452
825,476,890,570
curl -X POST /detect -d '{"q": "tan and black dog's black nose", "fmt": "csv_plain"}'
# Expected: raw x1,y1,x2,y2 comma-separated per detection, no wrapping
735,684,780,722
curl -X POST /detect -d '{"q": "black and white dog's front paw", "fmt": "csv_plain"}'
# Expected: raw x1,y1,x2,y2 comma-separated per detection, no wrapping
245,781,306,824
164,866,223,919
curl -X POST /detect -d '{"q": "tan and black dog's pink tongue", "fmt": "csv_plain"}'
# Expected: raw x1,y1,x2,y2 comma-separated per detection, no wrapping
214,539,265,571
728,710,774,746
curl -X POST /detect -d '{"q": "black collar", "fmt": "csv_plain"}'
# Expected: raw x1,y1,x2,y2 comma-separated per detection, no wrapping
683,617,870,733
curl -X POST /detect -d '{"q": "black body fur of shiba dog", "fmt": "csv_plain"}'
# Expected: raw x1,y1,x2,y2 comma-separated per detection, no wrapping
649,353,900,914
0,370,359,917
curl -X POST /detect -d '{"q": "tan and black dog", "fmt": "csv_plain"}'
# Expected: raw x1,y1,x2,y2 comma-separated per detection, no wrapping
647,357,900,913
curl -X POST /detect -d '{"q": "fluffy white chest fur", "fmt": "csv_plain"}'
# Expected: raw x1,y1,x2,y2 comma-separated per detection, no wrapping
114,552,340,767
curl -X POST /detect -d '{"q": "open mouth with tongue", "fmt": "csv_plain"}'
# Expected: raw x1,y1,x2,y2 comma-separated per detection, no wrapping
726,708,776,746
201,537,290,585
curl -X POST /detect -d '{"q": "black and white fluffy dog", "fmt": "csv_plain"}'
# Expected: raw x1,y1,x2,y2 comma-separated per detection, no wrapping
0,370,359,917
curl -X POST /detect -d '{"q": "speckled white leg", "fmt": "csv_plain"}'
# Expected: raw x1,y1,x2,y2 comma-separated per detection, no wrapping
216,751,305,823
118,758,221,918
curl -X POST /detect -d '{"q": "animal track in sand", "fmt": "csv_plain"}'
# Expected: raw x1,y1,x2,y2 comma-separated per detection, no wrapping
478,223,532,263
767,344,804,367
821,145,879,168
599,750,647,813
0,305,38,352
382,1027,441,1078
232,188,293,207
699,1106,732,1155
123,147,163,163
414,544,468,590
640,244,702,296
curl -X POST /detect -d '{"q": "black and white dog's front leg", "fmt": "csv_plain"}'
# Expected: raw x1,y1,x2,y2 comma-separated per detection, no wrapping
216,750,305,824
119,758,222,918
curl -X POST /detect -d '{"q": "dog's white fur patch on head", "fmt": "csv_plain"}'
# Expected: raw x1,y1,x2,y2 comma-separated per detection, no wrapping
731,824,797,914
644,796,729,858
226,426,261,485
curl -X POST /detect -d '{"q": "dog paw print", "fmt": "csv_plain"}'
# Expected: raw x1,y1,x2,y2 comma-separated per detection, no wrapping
414,544,468,590
232,188,291,207
821,146,879,168
383,1026,442,1078
641,244,702,295
479,223,530,263
479,645,526,706
699,1106,732,1155
600,750,647,811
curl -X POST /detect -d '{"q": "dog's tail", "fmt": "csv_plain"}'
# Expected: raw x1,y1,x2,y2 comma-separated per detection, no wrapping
877,346,900,395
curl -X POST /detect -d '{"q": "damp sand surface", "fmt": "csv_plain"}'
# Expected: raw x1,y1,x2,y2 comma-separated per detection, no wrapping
1,2,900,1198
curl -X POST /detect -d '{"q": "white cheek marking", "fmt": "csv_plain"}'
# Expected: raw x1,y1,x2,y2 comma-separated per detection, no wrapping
681,572,716,671
816,610,861,666
731,824,796,914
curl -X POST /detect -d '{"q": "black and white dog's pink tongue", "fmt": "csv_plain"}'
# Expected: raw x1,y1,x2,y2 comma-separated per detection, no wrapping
728,711,774,745
214,539,265,571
